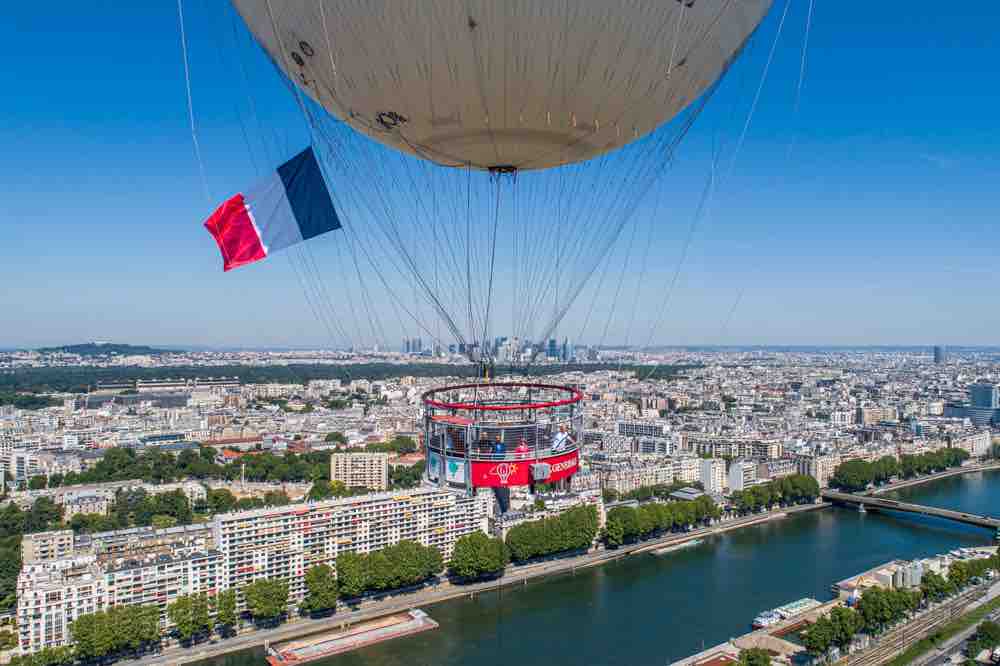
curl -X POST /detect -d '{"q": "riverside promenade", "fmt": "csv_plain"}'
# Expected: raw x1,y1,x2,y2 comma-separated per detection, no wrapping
137,503,826,666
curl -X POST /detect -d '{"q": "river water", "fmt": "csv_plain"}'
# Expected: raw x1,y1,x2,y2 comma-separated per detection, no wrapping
191,470,1000,666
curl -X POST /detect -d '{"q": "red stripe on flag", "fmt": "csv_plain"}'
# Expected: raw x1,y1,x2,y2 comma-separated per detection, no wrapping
203,193,266,271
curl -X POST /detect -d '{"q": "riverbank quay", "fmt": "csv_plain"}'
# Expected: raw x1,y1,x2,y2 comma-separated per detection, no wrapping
840,579,1000,666
670,565,1000,666
134,503,826,666
870,462,1000,496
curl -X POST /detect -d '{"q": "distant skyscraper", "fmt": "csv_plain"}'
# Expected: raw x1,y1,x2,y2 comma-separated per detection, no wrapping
547,338,558,359
403,339,410,354
561,338,569,362
970,383,999,409
933,345,946,364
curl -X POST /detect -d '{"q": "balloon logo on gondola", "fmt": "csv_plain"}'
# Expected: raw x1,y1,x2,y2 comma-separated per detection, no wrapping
489,462,518,485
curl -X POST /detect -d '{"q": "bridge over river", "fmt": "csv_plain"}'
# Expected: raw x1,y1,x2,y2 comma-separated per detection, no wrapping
822,489,1000,537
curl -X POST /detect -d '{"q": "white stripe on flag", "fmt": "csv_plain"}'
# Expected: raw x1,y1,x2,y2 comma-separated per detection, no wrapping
244,170,304,254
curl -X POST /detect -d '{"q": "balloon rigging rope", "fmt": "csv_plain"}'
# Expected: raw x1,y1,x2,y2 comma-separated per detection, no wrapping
176,0,211,204
725,0,792,184
719,0,815,347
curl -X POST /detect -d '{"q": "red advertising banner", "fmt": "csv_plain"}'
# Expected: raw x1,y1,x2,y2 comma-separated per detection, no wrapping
470,450,579,487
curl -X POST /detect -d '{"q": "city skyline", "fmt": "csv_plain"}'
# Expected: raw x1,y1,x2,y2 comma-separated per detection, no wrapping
3,3,1000,349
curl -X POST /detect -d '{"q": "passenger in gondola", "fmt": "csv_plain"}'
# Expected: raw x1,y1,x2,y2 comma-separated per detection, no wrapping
493,433,506,457
515,437,530,458
551,424,570,452
477,431,492,456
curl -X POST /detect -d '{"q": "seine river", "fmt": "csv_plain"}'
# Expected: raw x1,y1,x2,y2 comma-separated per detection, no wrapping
192,470,1000,666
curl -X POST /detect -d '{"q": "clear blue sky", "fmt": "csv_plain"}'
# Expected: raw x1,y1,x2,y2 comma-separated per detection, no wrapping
2,2,998,350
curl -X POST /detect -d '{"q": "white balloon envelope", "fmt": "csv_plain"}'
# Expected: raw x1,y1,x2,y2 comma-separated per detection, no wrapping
233,0,772,171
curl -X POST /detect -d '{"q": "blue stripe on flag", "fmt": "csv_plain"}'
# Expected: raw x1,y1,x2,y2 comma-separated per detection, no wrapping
277,147,341,241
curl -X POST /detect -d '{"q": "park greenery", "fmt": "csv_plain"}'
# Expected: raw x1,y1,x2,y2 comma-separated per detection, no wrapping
603,495,721,547
967,620,1000,660
830,448,970,492
728,475,821,515
389,460,426,489
505,505,600,561
335,539,444,599
362,435,418,455
0,362,697,394
306,479,368,501
738,647,772,666
36,343,175,356
16,446,331,489
0,391,60,410
803,551,1000,658
448,531,509,580
24,441,423,495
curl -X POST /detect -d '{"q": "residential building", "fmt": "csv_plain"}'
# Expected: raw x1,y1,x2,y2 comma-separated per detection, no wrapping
953,430,990,458
330,452,390,491
699,458,726,494
756,457,797,481
213,487,488,610
672,455,700,484
616,420,669,439
795,453,840,488
22,531,75,564
727,459,757,492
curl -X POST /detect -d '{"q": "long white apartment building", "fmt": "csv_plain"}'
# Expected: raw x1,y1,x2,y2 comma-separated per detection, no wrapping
214,487,487,609
17,529,221,655
18,487,488,656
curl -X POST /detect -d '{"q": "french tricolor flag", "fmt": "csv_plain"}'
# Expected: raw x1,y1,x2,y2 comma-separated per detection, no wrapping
203,147,341,271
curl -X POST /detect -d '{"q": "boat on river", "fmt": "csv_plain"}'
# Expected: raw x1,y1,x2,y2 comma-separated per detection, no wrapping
265,609,438,665
653,538,704,555
752,598,821,629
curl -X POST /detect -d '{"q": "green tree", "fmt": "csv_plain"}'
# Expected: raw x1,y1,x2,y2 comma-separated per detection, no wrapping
167,595,196,642
738,647,771,666
921,570,952,601
215,589,238,635
336,552,369,599
366,550,395,591
243,578,289,623
151,514,178,529
803,615,834,655
302,564,339,614
191,593,211,638
24,497,62,533
506,505,599,561
830,460,875,492
829,606,863,648
448,532,509,580
207,488,237,514
324,432,347,444
28,475,47,490
8,646,74,666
